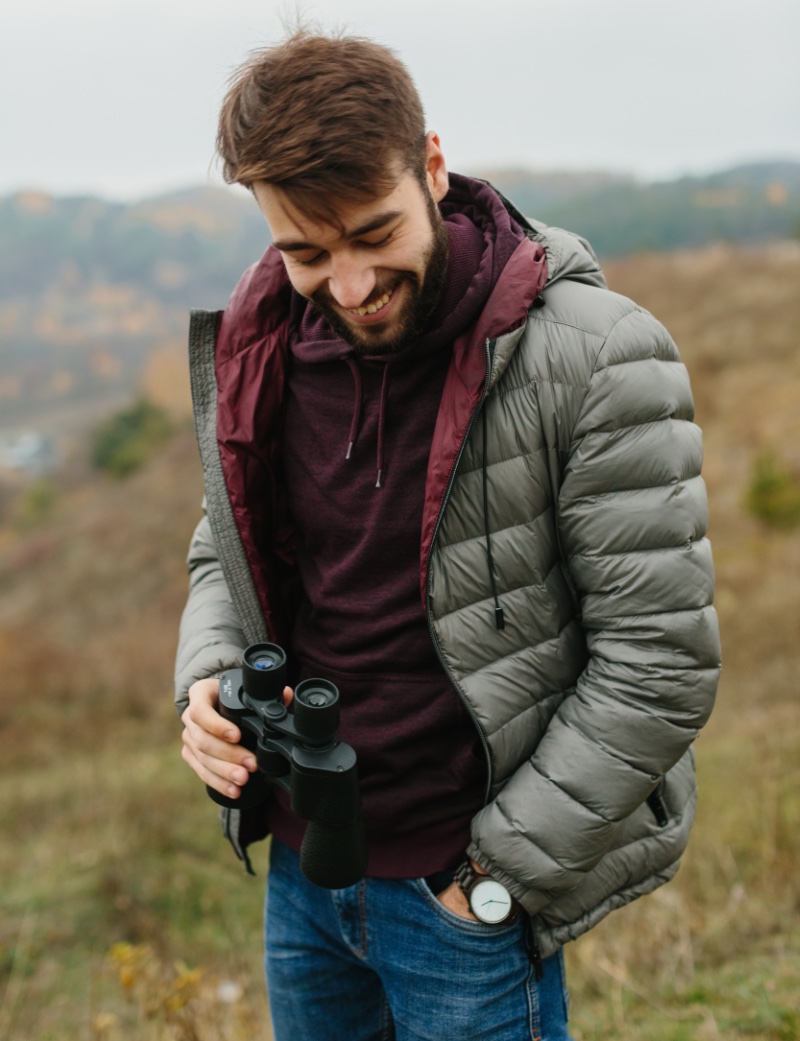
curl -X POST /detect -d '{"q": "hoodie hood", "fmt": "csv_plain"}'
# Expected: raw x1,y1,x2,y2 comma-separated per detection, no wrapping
288,172,539,485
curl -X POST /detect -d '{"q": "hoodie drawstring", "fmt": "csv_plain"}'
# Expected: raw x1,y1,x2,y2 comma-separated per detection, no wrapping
343,355,394,488
344,357,363,461
375,362,393,488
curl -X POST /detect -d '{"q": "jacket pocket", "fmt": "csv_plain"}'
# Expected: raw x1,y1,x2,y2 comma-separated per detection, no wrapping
645,781,669,827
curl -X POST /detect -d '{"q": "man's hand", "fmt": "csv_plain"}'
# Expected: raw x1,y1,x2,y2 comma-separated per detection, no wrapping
436,881,477,921
434,860,488,922
181,678,256,798
181,678,295,799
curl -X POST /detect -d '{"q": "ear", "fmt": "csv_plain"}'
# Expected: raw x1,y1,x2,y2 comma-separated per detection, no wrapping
424,131,449,203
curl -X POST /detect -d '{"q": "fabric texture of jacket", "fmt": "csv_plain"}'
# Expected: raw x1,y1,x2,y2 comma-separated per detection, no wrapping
175,185,721,958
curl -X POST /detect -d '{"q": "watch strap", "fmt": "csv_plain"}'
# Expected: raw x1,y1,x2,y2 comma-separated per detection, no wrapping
454,860,484,893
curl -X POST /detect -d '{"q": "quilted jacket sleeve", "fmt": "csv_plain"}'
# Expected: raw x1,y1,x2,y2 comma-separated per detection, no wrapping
468,306,721,913
173,511,249,717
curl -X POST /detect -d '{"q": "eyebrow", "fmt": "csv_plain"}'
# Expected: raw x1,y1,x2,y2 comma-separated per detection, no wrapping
272,209,404,253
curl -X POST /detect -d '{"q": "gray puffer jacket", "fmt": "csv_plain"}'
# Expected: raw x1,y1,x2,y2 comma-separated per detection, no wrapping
175,200,720,958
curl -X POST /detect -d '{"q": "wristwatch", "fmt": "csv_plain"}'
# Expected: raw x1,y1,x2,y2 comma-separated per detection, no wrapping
454,861,521,925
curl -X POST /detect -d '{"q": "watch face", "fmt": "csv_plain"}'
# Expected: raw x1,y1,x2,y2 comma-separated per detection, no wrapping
469,878,513,924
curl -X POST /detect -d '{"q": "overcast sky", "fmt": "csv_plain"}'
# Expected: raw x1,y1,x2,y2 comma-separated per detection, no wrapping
2,0,798,201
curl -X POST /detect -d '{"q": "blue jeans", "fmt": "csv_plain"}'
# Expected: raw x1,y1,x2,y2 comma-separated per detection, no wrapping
264,839,572,1041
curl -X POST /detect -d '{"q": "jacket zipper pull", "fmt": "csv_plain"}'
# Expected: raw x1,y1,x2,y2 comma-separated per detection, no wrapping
524,917,544,981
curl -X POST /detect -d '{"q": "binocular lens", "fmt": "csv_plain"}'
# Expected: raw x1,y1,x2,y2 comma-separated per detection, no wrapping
297,686,336,708
252,653,281,671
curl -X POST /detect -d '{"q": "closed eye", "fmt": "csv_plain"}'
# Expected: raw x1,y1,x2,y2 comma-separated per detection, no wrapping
288,234,390,265
290,252,325,267
359,232,393,249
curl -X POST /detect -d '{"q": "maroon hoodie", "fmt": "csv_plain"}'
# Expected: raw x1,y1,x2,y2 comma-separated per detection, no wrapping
265,176,542,875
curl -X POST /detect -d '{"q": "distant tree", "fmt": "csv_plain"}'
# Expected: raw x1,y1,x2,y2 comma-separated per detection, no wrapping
91,398,173,477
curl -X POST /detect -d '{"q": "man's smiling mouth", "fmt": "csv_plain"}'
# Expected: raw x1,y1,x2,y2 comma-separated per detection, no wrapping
348,289,393,317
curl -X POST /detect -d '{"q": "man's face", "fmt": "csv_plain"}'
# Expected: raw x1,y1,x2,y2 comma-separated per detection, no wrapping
252,139,450,355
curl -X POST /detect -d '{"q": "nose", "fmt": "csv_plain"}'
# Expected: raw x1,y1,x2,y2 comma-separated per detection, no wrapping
327,254,377,310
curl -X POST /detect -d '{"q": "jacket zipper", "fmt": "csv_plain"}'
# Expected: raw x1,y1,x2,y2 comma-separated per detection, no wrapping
425,339,496,804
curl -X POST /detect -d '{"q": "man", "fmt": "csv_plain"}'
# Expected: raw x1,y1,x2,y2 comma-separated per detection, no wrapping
176,30,720,1041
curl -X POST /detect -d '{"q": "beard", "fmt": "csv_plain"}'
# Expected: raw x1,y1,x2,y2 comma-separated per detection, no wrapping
309,197,450,356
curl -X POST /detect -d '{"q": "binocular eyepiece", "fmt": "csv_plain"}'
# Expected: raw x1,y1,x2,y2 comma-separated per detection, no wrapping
207,643,367,889
226,644,341,745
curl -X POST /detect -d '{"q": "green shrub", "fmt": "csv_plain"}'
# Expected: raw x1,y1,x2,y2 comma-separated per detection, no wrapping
91,399,173,478
745,450,800,529
16,478,58,530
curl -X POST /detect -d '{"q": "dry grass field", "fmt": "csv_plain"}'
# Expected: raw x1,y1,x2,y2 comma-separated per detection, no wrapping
0,240,798,1040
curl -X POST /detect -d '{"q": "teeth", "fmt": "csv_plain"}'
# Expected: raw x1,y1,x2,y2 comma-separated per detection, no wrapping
350,291,392,317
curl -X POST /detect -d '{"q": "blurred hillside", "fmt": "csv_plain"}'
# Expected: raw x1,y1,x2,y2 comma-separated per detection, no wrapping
1,160,798,444
0,236,798,1039
0,184,265,436
488,160,800,255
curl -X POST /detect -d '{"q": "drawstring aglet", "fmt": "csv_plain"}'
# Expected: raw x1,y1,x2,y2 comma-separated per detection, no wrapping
375,469,383,488
346,442,354,460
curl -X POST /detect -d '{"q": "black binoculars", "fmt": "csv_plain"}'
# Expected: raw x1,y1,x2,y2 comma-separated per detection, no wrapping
206,643,367,889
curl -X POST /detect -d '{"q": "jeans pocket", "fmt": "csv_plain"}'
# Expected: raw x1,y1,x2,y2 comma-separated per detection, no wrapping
412,877,524,939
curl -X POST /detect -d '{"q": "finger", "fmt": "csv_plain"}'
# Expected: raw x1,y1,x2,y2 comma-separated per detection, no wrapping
181,741,245,799
185,678,241,744
182,720,256,772
282,685,294,707
181,730,257,791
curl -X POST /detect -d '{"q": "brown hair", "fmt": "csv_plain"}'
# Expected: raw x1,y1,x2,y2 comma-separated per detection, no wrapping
217,31,427,223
